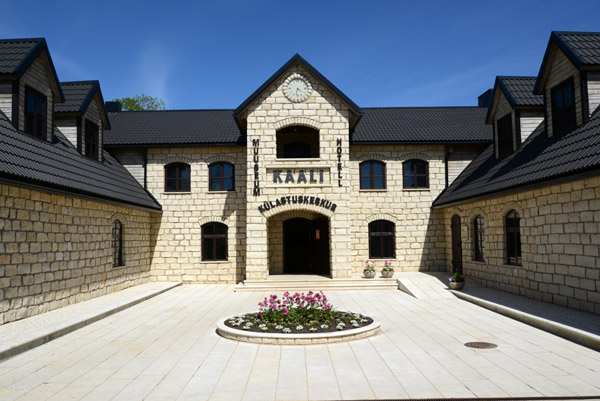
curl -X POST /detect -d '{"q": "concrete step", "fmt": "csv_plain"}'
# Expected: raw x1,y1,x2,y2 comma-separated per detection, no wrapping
235,278,399,292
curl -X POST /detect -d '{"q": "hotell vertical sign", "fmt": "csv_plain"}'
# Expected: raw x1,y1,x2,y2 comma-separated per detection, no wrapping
253,139,260,196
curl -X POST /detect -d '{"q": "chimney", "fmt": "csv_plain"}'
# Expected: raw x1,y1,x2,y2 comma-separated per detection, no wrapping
105,101,122,112
478,89,493,108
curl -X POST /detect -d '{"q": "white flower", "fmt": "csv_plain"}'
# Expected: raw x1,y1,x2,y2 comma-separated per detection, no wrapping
282,328,291,333
275,325,283,330
296,325,304,330
320,324,329,329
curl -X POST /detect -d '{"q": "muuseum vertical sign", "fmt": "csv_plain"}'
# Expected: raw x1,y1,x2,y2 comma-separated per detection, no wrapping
337,138,343,186
253,139,260,196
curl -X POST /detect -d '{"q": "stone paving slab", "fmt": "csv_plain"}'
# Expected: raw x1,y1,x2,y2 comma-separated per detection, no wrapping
0,282,181,361
0,285,599,400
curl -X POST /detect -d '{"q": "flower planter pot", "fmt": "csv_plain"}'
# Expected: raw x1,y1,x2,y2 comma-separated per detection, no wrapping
381,270,394,278
449,281,465,290
363,270,376,278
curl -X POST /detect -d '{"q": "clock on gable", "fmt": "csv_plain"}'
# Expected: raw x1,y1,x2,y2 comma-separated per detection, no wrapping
284,74,312,103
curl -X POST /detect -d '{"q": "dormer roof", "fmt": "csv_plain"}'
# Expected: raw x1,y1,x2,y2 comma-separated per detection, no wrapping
0,38,64,102
233,53,362,128
486,76,543,124
534,31,600,94
56,81,111,129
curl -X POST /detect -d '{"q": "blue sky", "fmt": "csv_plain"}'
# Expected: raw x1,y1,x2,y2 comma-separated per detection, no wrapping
3,0,600,109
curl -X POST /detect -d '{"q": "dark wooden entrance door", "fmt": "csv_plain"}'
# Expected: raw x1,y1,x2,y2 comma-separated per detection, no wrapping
451,214,463,274
310,218,330,275
283,217,329,275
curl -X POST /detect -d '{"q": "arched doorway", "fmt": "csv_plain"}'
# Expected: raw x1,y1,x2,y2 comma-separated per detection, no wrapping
268,212,330,276
451,214,463,274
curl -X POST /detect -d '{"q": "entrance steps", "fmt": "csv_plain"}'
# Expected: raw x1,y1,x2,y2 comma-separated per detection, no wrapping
235,274,399,292
235,272,456,297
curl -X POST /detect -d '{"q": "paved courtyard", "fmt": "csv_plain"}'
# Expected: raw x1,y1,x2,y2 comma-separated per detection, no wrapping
1,285,600,400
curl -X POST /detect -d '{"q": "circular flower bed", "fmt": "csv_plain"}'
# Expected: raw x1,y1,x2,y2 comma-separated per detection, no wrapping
223,291,374,334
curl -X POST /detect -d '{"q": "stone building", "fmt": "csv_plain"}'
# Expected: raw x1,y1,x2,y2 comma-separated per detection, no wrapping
1,31,600,324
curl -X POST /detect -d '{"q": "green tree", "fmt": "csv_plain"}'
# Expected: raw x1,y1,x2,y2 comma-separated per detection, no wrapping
112,94,166,111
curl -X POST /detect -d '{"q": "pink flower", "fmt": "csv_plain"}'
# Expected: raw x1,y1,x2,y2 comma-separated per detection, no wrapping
283,307,288,315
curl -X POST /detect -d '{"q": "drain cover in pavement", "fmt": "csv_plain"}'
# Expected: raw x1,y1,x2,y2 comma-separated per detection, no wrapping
465,341,497,349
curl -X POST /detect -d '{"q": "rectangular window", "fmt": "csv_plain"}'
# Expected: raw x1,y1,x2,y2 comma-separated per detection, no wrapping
24,87,46,139
506,211,522,266
551,78,576,136
84,120,99,160
497,114,513,158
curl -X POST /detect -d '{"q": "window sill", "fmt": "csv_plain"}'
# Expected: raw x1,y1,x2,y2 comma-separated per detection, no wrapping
274,158,321,162
113,264,126,269
208,190,236,194
368,257,396,260
201,260,229,264
402,188,430,191
359,189,387,192
163,191,192,195
470,260,486,265
502,263,522,268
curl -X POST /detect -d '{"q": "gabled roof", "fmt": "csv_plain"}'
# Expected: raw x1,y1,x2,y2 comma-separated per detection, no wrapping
352,107,492,144
433,107,600,208
535,31,600,94
497,77,543,107
104,109,243,147
0,38,64,102
234,54,362,126
486,76,543,124
56,81,110,129
0,112,161,211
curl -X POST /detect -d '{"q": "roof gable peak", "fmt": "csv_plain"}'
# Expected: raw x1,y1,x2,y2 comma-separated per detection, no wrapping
233,54,362,126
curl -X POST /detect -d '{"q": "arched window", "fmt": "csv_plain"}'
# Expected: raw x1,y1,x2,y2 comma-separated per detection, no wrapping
473,215,484,262
209,162,234,191
506,210,521,266
165,163,191,192
368,220,395,258
112,220,123,267
276,126,319,158
403,159,428,188
202,222,228,261
360,160,386,189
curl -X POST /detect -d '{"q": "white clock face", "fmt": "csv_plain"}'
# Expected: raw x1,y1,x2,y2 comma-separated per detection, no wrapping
286,78,309,102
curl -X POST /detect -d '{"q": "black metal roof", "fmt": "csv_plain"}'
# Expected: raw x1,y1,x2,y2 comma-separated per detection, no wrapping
497,77,544,107
0,38,64,102
433,109,600,207
0,113,161,211
535,31,600,94
55,81,97,113
105,106,492,147
234,54,362,122
104,109,243,147
55,81,110,129
352,107,492,144
555,31,600,66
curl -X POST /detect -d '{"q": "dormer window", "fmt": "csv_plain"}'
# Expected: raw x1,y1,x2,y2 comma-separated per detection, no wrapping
84,120,99,160
551,78,576,136
497,114,513,158
24,86,47,139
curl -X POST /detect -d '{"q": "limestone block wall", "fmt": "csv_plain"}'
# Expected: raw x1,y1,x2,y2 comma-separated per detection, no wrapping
0,184,158,324
146,146,246,283
349,145,447,274
442,175,600,315
244,64,352,280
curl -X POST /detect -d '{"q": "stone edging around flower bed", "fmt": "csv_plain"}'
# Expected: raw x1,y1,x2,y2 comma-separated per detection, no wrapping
216,315,381,345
